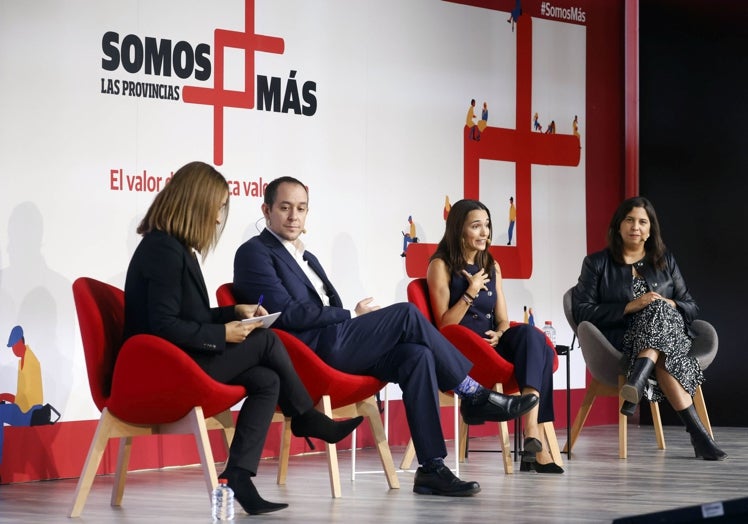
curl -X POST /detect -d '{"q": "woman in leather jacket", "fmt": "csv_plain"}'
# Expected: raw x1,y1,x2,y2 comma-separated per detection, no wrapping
572,196,726,460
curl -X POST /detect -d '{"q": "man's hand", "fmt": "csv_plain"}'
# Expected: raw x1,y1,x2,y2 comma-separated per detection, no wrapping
355,297,381,316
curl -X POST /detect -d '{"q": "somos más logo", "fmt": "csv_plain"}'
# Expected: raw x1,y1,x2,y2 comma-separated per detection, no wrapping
99,0,317,165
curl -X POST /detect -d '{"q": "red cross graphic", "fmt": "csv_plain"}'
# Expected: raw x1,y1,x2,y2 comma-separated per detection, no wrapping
182,0,284,166
406,2,581,279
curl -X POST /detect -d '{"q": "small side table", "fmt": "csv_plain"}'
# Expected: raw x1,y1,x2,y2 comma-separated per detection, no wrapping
555,334,576,460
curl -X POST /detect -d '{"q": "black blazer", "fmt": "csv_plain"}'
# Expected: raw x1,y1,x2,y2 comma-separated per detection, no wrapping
123,230,236,353
571,248,699,349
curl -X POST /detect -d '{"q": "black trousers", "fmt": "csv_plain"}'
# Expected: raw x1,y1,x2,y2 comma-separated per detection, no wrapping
191,329,313,474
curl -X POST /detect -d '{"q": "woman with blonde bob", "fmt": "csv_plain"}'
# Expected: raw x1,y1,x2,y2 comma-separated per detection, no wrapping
123,161,362,515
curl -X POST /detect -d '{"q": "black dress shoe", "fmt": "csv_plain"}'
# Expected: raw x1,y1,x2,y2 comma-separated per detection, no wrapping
460,391,538,424
519,458,565,474
218,468,288,515
413,465,481,497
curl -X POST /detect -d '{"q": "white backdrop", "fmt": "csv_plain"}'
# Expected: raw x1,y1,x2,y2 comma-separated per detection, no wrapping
0,0,587,421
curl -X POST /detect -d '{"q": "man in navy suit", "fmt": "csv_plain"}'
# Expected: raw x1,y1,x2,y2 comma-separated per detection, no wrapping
234,176,538,497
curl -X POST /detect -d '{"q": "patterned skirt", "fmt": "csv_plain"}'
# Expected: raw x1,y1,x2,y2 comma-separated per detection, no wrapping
621,277,704,402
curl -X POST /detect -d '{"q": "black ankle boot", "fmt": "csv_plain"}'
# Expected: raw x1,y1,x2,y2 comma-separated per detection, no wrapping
218,468,288,515
676,405,727,461
620,357,655,405
291,409,364,445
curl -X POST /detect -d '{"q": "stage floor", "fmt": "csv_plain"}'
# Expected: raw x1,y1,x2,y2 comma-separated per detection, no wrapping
1,424,746,523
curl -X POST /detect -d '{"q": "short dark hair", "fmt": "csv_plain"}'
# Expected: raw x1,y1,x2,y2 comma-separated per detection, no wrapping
264,176,308,207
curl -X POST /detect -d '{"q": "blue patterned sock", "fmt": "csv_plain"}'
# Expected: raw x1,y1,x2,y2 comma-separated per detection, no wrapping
454,376,484,398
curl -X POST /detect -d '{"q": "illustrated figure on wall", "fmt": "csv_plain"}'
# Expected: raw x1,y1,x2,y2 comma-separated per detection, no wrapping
477,102,489,135
507,196,516,245
533,112,543,132
401,215,419,257
545,120,556,134
523,305,529,324
507,0,522,32
0,326,60,466
573,114,580,138
444,195,452,220
528,307,535,327
466,99,480,141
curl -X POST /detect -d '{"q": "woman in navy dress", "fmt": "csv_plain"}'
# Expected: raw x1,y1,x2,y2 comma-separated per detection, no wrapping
427,199,561,473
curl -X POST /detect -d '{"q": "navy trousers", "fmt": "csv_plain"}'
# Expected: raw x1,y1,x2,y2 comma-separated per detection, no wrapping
497,323,555,423
313,302,472,464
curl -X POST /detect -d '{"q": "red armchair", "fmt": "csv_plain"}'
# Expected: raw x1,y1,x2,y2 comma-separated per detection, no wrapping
406,278,563,473
216,283,399,497
69,277,244,517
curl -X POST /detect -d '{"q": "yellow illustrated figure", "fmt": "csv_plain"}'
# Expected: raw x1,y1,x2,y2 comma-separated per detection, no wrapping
0,326,58,466
507,196,516,245
401,215,419,257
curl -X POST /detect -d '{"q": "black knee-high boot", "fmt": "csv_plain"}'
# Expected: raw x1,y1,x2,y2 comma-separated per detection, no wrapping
620,357,656,408
676,404,727,461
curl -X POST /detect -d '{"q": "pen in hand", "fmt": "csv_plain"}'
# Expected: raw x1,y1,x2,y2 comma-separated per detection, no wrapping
255,294,264,317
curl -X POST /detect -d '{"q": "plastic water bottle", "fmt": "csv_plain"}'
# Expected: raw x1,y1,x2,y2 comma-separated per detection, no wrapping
211,478,235,521
542,320,557,347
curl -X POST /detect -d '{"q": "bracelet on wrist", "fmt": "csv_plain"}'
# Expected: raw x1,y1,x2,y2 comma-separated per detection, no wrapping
463,291,476,301
461,294,473,306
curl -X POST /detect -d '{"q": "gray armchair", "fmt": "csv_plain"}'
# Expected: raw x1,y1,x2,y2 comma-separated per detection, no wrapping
561,288,716,458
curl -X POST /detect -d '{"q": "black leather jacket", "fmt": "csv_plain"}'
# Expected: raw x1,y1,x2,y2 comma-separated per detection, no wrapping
571,249,699,349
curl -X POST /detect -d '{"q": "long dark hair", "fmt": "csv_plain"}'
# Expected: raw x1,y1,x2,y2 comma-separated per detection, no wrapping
431,199,495,275
607,196,667,269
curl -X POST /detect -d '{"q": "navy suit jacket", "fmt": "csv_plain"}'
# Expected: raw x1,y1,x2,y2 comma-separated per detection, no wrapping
124,230,236,353
233,229,350,348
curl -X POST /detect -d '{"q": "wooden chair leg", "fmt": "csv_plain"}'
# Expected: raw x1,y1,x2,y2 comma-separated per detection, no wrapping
563,379,601,453
492,385,513,475
184,407,218,501
162,406,218,501
318,396,342,498
111,436,132,507
276,416,292,485
497,418,513,474
69,409,116,517
399,440,416,470
357,396,399,489
541,421,563,466
618,376,627,459
650,401,666,450
207,409,236,453
693,385,713,437
458,418,469,463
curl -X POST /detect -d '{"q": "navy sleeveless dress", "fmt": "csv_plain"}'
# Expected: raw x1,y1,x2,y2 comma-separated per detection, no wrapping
448,264,556,423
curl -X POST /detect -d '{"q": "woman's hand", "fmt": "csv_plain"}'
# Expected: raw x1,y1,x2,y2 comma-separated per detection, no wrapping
626,292,675,314
483,329,502,347
225,319,262,343
235,303,269,319
461,268,490,296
